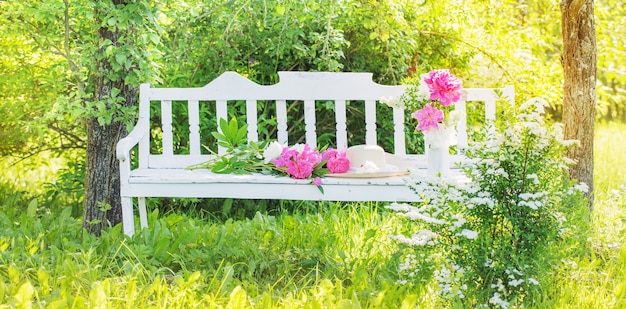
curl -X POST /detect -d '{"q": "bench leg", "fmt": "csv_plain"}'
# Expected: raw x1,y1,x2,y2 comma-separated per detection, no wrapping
138,197,148,229
121,196,135,236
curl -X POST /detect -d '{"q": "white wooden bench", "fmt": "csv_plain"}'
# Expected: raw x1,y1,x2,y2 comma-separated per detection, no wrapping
116,71,514,236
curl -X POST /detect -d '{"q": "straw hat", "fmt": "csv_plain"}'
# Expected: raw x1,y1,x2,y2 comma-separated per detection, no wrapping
326,145,411,178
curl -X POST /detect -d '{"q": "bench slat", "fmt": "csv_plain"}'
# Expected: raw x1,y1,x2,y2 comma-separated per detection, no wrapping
365,100,377,146
188,100,201,155
335,99,348,150
393,107,406,155
216,99,227,155
161,100,173,155
276,99,288,145
246,99,258,143
304,99,317,148
455,100,468,151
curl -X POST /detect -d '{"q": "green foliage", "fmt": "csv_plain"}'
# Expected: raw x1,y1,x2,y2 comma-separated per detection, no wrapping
0,1,84,157
459,0,564,113
596,0,626,120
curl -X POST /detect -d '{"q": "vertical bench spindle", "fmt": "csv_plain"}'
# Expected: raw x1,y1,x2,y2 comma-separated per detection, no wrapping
188,100,201,155
161,100,173,155
335,99,348,150
304,99,317,148
216,100,228,155
246,99,258,143
276,100,288,145
365,100,377,145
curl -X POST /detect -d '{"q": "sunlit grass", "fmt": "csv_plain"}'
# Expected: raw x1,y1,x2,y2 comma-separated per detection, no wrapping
538,121,626,308
0,152,68,192
594,121,626,192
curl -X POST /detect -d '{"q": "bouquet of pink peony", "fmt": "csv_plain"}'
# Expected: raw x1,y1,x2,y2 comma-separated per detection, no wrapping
264,142,350,187
382,69,464,149
188,118,350,192
409,69,464,132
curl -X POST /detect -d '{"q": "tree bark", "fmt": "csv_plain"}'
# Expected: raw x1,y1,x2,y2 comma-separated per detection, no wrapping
83,0,137,235
560,0,597,207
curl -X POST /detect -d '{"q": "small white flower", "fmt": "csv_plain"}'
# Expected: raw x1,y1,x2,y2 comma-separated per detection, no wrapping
573,182,589,193
489,292,510,309
402,211,447,225
380,96,404,109
263,141,285,163
458,229,478,240
484,258,494,268
526,173,539,185
391,229,438,246
527,278,540,285
508,279,524,287
289,143,305,153
384,202,414,212
445,110,464,126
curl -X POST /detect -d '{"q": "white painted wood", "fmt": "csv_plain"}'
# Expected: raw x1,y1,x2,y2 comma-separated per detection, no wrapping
138,197,148,229
189,100,201,155
161,100,173,156
455,99,468,151
276,100,288,145
304,99,317,148
117,71,514,236
393,107,406,155
502,85,515,108
216,100,227,155
138,84,151,169
365,100,377,145
335,100,348,150
121,196,135,236
246,99,258,143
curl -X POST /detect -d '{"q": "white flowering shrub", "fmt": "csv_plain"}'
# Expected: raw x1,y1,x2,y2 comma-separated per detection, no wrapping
388,98,588,307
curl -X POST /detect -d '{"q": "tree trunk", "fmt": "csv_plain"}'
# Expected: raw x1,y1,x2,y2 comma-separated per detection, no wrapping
83,0,137,235
560,0,597,207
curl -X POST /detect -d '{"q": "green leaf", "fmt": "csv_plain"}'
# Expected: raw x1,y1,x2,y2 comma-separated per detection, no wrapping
115,53,126,66
227,286,248,308
26,198,37,218
275,5,286,15
216,117,248,148
14,282,35,307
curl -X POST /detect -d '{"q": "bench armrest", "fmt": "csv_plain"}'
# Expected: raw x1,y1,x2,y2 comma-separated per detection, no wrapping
116,118,149,162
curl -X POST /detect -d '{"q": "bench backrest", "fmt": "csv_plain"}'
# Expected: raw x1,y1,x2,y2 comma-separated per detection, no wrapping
135,71,514,169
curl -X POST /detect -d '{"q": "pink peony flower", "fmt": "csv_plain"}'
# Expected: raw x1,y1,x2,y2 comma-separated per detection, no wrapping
323,148,350,173
313,177,322,187
424,69,463,106
273,144,321,179
413,104,444,132
322,148,338,161
284,160,316,179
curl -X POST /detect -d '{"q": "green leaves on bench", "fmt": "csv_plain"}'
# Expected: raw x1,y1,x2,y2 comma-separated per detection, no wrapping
191,117,276,175
212,117,248,149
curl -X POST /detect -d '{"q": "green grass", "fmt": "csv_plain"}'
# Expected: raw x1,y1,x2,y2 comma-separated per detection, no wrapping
0,122,625,308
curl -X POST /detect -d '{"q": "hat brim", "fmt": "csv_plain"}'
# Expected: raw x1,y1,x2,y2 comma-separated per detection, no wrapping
325,153,412,178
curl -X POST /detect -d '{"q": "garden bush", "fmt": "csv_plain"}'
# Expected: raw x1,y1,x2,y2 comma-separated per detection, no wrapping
387,98,589,307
